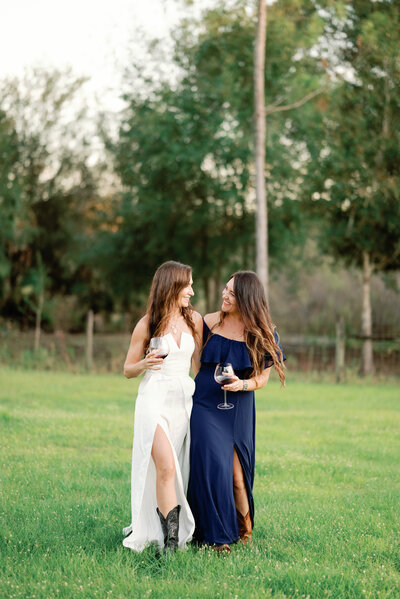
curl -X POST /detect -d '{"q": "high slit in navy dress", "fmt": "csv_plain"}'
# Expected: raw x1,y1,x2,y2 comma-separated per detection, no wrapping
187,320,285,546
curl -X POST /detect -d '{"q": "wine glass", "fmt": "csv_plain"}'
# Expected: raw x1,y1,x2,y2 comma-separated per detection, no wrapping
148,337,170,359
214,363,235,410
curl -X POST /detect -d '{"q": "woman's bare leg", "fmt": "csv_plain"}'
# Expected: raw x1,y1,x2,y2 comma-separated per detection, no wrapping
233,448,249,516
151,425,177,516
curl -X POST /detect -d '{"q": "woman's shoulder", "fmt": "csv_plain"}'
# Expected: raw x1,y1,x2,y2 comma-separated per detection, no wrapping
191,310,203,324
191,310,203,338
133,315,148,335
127,315,148,347
204,312,220,329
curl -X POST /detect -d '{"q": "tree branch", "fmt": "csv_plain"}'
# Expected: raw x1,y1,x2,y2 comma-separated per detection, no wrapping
265,86,326,115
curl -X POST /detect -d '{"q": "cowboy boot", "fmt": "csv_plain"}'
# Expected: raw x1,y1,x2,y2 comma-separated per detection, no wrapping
165,505,181,552
236,509,252,545
156,508,168,549
157,505,181,553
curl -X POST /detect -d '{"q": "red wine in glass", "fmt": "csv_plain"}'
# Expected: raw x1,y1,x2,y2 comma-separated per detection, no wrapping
215,374,235,385
149,337,169,360
214,363,235,410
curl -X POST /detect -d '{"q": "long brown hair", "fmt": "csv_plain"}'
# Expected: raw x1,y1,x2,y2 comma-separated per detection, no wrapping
145,261,196,349
218,271,285,385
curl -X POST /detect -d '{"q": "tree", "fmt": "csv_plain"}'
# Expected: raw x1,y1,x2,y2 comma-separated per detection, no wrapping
106,85,253,311
306,2,400,374
20,252,48,351
107,0,326,308
0,109,22,305
254,0,268,290
255,0,331,294
0,68,106,327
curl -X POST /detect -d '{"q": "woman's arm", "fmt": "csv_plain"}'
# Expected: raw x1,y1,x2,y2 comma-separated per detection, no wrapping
221,368,271,392
123,316,163,379
191,311,203,377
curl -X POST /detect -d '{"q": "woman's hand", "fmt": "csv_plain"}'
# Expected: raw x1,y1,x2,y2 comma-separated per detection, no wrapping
124,316,164,378
143,350,164,371
221,368,271,392
221,375,243,392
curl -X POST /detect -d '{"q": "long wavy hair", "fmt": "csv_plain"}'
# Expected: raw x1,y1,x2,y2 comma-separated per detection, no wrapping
144,261,197,350
216,271,285,385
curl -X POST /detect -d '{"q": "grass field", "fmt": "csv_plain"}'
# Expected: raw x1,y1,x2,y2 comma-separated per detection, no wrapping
0,368,399,599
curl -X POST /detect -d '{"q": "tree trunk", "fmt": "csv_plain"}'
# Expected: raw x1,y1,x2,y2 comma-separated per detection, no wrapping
34,289,44,352
203,277,211,314
55,329,72,366
335,315,345,383
86,309,94,371
361,251,374,376
208,277,216,312
382,58,390,139
208,271,222,313
254,0,268,294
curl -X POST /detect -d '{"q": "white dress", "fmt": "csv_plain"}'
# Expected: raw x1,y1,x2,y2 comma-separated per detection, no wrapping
123,332,196,552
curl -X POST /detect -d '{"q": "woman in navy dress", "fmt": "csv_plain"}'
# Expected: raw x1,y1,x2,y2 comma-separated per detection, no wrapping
188,271,286,552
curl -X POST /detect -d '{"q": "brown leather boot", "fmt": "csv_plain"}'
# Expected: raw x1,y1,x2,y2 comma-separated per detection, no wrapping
236,509,252,545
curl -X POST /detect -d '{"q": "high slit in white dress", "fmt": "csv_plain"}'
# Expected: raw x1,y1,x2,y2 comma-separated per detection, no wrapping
123,332,196,552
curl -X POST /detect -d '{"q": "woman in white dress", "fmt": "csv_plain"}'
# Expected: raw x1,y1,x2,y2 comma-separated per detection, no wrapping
122,261,202,553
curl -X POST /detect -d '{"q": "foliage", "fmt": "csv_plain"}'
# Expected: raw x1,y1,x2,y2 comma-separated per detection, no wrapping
0,1,399,332
0,68,110,325
105,0,327,306
0,110,23,289
305,2,400,272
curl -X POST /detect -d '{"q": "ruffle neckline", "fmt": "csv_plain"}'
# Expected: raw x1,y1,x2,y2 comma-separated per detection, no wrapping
201,319,285,371
201,320,252,372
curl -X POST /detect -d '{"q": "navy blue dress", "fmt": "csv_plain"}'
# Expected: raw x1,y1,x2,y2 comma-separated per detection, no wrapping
188,320,285,546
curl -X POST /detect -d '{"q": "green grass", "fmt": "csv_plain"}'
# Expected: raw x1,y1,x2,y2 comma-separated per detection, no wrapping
0,368,399,599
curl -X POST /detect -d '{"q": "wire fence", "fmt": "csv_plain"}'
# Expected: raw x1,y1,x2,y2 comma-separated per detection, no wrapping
1,328,399,376
284,335,399,375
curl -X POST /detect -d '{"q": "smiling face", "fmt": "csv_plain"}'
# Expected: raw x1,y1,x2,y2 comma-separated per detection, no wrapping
221,277,237,314
177,277,194,308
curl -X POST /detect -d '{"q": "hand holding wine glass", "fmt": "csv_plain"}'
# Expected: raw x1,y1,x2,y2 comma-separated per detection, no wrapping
214,363,236,410
149,337,170,359
145,337,169,370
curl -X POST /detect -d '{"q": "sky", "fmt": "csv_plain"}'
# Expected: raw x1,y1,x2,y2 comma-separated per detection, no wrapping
0,0,183,112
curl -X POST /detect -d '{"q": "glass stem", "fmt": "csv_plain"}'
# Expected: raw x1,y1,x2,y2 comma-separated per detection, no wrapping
223,389,227,407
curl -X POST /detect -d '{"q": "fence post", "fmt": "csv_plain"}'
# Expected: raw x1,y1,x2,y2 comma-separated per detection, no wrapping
335,315,345,383
86,309,94,371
